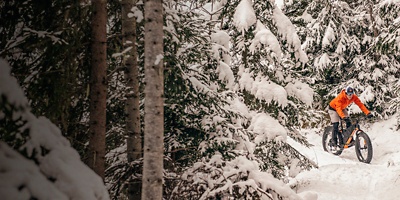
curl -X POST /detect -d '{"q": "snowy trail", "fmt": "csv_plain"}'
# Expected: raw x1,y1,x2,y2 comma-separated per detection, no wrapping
289,116,400,200
293,163,400,200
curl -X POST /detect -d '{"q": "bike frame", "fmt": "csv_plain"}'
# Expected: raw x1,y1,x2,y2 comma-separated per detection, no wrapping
343,126,360,149
339,119,362,149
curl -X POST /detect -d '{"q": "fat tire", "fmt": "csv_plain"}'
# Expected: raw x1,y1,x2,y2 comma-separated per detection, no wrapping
355,131,373,164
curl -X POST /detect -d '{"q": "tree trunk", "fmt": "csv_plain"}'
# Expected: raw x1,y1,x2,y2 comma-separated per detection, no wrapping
121,0,142,199
87,0,107,180
142,0,164,199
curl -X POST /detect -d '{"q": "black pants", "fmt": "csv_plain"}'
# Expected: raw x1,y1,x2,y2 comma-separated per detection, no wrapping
332,122,343,146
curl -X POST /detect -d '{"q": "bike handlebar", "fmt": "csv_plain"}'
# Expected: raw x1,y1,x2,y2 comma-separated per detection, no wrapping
341,115,375,124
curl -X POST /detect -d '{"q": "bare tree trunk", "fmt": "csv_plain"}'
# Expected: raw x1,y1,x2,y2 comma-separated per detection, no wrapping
142,0,164,199
121,0,142,199
87,0,107,180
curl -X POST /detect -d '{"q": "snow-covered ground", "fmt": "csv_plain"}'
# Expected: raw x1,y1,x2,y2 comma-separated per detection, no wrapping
289,115,400,200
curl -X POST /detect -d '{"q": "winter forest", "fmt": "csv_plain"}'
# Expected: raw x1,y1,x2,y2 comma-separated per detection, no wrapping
1,0,400,199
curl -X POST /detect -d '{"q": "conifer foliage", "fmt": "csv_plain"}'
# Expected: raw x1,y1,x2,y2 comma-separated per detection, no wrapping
1,0,400,199
290,0,400,116
164,0,316,199
0,59,110,199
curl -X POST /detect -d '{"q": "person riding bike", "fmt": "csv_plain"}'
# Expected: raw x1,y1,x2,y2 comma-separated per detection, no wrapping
327,86,373,150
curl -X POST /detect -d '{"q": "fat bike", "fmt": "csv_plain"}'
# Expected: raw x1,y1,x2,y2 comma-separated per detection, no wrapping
322,117,373,164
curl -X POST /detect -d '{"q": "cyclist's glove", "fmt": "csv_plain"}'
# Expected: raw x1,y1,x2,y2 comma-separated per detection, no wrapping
367,113,373,118
342,117,350,121
343,117,351,127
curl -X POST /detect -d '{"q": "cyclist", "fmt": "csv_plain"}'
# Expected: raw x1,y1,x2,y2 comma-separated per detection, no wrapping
327,86,373,150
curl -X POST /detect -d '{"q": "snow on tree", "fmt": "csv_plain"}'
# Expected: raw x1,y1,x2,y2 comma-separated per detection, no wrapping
250,20,282,60
0,59,110,200
271,4,308,63
233,0,257,33
287,0,400,121
165,1,317,199
373,1,400,117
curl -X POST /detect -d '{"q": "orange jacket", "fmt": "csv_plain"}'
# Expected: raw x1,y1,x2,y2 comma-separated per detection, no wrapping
329,90,370,118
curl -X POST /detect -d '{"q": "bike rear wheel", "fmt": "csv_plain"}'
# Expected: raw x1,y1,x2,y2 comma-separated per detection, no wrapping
355,131,373,163
322,126,342,155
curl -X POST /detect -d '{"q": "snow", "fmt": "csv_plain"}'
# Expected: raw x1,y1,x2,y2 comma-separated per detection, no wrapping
154,54,164,65
248,113,287,144
211,30,231,64
300,10,313,23
2,76,395,197
182,92,400,200
129,6,143,22
198,1,225,20
285,81,314,107
288,114,400,200
379,0,400,7
372,68,384,81
271,6,308,63
233,0,257,34
251,76,288,108
349,86,375,114
238,68,253,92
210,30,235,89
314,53,332,70
0,59,29,110
188,154,305,200
322,22,335,49
238,70,314,109
111,46,133,58
335,37,346,54
0,59,110,200
3,0,400,199
0,141,68,200
275,0,285,9
217,61,235,89
189,76,212,93
250,21,282,60
226,96,251,119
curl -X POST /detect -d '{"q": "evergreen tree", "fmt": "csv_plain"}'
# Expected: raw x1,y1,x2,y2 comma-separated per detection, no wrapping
0,59,110,199
0,0,92,157
3,0,400,199
380,2,400,119
365,1,400,117
165,1,316,199
290,0,400,119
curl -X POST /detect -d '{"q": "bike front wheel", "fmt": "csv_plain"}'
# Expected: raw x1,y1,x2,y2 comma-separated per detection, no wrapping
355,131,373,163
